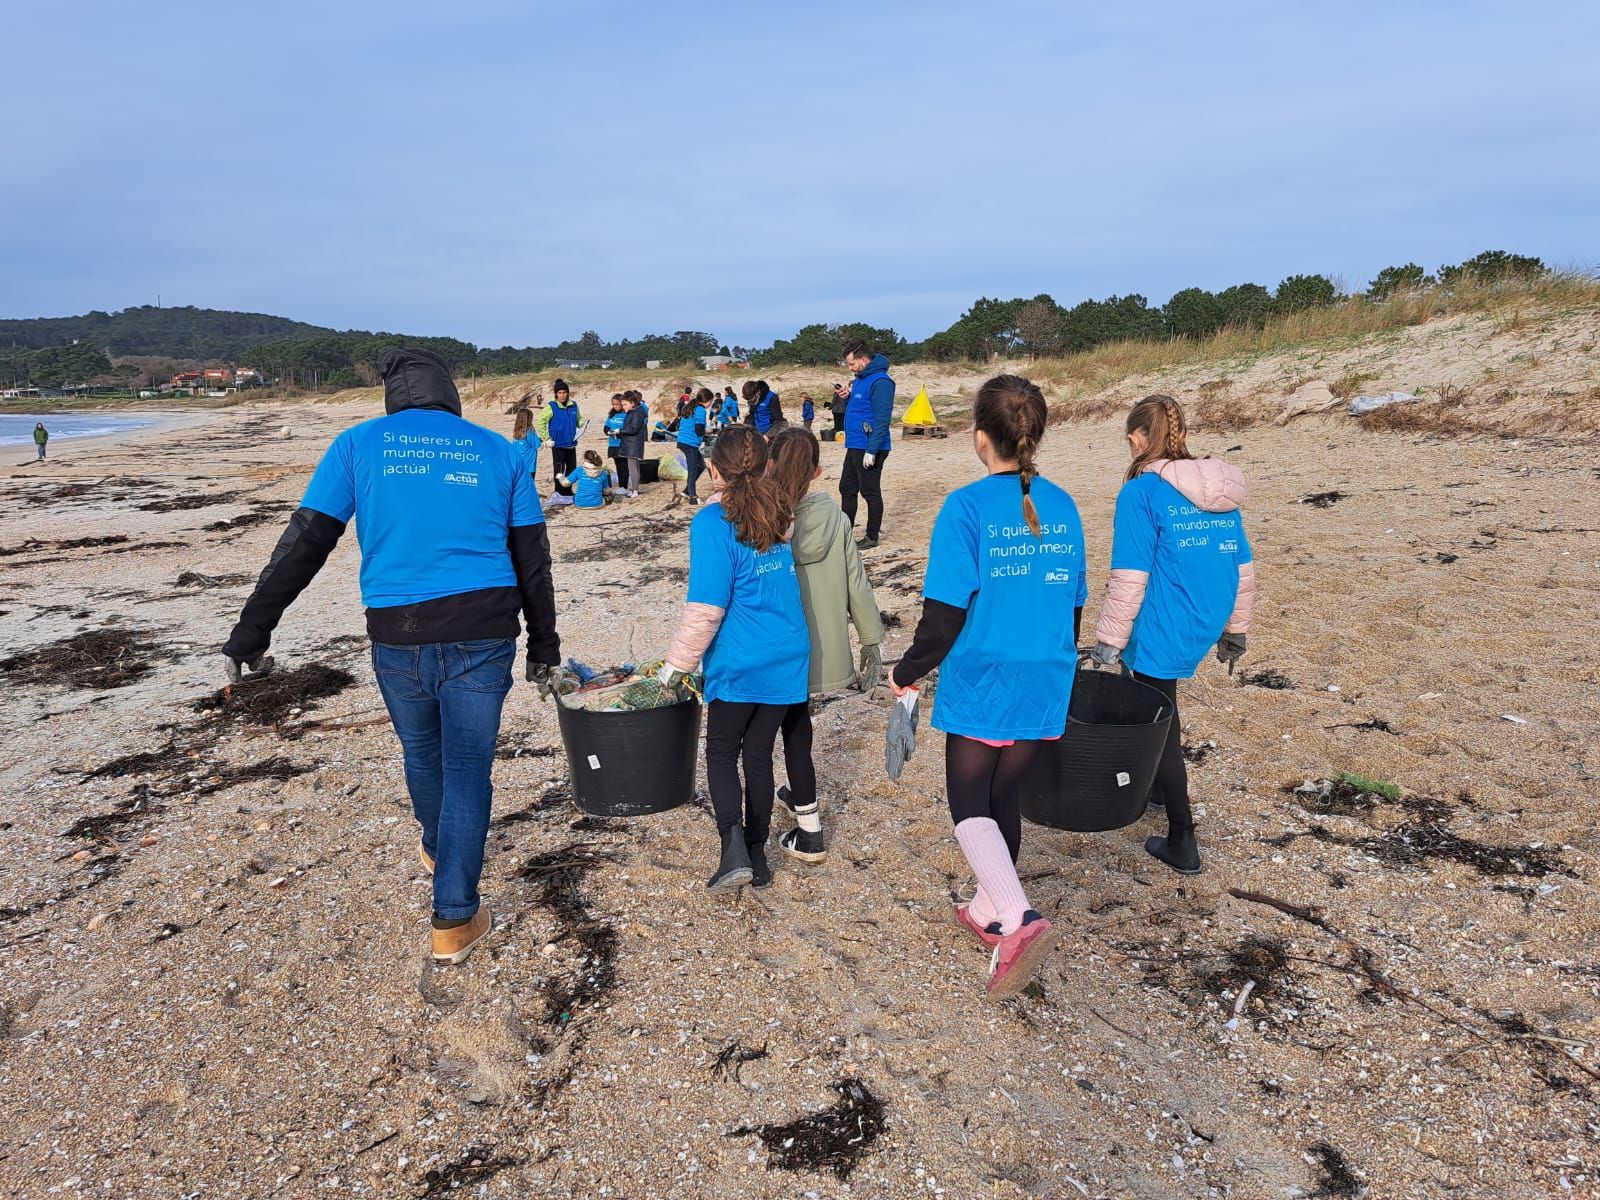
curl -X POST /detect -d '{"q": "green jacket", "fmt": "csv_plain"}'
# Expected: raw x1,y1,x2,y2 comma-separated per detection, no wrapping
33,426,48,445
791,491,883,692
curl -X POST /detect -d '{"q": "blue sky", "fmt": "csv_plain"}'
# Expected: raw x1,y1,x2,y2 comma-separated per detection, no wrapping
3,1,1596,347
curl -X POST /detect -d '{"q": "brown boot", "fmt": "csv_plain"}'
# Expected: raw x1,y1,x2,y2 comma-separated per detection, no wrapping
419,841,435,875
430,905,491,964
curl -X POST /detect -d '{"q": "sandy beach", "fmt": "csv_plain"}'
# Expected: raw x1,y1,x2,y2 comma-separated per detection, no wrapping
2,323,1598,1198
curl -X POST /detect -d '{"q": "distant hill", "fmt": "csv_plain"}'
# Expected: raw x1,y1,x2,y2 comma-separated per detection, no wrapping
0,305,338,360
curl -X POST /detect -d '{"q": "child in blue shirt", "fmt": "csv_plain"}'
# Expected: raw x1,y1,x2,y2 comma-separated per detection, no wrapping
890,374,1086,1002
801,394,815,431
676,388,712,504
603,394,627,498
721,386,739,427
660,426,808,892
512,407,542,494
558,450,614,508
1092,394,1255,875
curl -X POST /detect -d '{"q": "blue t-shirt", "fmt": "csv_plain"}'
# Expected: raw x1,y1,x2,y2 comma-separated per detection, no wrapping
571,468,611,508
301,408,542,610
677,404,708,448
514,432,541,487
722,396,738,424
1111,474,1252,680
686,502,809,705
922,474,1087,740
604,410,625,449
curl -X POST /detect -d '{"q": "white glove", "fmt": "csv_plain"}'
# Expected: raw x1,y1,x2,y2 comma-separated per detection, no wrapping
656,663,688,691
1090,642,1121,669
863,453,876,468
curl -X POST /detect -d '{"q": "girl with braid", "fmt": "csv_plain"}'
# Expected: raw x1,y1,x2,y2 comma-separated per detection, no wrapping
659,426,809,892
890,375,1087,1000
1091,394,1255,874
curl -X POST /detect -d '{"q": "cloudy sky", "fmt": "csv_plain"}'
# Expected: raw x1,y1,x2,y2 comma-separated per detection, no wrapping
3,0,1595,347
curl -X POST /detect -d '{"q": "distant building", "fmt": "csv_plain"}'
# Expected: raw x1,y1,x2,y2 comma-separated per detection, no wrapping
555,359,615,370
698,354,744,370
644,359,663,370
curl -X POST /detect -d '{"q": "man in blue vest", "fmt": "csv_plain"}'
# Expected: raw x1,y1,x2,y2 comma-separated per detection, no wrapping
222,347,561,965
546,379,581,505
835,339,895,549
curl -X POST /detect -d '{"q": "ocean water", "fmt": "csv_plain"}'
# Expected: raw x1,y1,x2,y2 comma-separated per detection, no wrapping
0,412,155,447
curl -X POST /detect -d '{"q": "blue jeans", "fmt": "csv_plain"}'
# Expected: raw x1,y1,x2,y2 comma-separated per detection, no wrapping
371,639,515,919
680,445,704,499
37,443,46,460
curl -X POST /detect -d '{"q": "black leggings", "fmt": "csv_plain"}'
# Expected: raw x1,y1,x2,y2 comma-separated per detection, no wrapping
681,445,705,499
945,735,1044,863
551,446,577,496
610,450,629,491
779,701,816,810
705,700,788,843
1131,673,1191,828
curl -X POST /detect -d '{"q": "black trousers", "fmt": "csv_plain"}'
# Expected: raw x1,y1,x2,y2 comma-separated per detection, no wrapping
1131,672,1191,828
779,701,817,811
681,445,705,499
705,700,788,843
609,450,629,491
945,734,1043,863
551,446,577,497
839,448,888,538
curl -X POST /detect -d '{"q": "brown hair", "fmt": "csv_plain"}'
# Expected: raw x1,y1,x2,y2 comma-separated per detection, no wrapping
709,425,791,552
512,408,533,440
1124,394,1192,483
582,449,603,468
695,386,715,405
768,426,819,510
973,374,1049,536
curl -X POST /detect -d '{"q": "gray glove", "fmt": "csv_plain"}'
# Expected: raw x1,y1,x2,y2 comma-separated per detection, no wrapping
1089,642,1121,669
854,643,884,691
1215,633,1247,674
656,663,689,692
224,652,274,685
885,690,921,781
527,661,566,700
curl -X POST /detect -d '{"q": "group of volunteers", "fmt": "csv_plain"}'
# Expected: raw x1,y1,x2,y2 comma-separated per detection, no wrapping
221,344,1254,1001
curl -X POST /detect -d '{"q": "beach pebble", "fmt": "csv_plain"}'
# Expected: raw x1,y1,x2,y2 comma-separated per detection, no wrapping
86,912,113,931
70,849,93,862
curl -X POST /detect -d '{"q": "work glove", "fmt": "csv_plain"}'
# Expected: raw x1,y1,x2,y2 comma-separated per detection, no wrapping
885,688,921,781
1215,632,1247,675
527,660,566,700
863,453,876,469
656,663,689,693
1089,642,1121,669
224,652,274,685
854,643,884,692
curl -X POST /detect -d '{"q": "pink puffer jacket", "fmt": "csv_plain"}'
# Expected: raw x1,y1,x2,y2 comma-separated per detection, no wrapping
1094,457,1256,649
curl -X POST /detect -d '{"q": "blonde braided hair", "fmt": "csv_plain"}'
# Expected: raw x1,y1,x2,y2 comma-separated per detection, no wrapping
1124,393,1193,483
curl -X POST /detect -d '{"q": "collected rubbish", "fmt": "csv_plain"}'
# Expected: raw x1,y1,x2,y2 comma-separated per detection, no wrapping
1348,391,1418,416
556,662,704,817
557,658,698,712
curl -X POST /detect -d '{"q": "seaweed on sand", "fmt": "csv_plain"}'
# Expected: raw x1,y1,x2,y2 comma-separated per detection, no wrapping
727,1078,887,1180
0,628,170,690
192,663,356,726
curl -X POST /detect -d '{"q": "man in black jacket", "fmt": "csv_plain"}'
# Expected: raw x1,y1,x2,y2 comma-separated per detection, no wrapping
223,347,560,964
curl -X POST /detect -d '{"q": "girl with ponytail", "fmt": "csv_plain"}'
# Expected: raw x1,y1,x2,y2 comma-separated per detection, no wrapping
1091,394,1256,875
659,425,810,892
889,374,1088,1001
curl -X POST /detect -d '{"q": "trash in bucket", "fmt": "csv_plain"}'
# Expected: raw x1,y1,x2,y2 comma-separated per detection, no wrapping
556,693,702,817
1020,670,1172,832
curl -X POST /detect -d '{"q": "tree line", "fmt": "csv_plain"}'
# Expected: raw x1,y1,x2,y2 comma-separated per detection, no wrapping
0,250,1551,389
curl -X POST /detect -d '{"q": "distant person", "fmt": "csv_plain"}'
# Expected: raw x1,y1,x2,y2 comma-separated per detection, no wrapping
618,391,647,497
560,449,614,508
222,347,560,965
677,387,711,503
1091,394,1255,876
546,379,581,506
767,427,885,864
33,422,48,461
889,374,1084,1000
836,339,895,549
511,408,542,492
721,385,739,427
828,390,845,441
801,394,815,433
743,379,782,435
604,393,627,492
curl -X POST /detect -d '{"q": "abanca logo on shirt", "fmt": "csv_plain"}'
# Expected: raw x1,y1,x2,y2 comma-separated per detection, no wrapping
443,471,479,486
1044,569,1076,585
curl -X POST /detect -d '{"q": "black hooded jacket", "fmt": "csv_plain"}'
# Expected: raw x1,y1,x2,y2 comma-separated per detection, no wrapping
224,347,560,664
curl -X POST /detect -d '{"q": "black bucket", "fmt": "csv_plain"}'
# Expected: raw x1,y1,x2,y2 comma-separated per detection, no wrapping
1020,670,1172,832
555,697,702,817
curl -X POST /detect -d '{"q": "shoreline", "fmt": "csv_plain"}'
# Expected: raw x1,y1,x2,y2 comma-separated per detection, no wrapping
3,408,219,469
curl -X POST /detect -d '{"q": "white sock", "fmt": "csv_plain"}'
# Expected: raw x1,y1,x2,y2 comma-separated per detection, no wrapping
954,818,1030,935
793,801,822,834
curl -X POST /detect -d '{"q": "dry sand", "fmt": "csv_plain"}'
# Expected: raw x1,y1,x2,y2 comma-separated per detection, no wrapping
1,327,1598,1199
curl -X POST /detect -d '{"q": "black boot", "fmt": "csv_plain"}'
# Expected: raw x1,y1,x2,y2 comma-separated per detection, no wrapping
1145,824,1201,874
707,826,753,891
747,839,773,889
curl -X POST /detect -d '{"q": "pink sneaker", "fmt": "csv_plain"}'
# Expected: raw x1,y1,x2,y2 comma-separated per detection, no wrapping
985,913,1059,1001
953,903,1003,947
